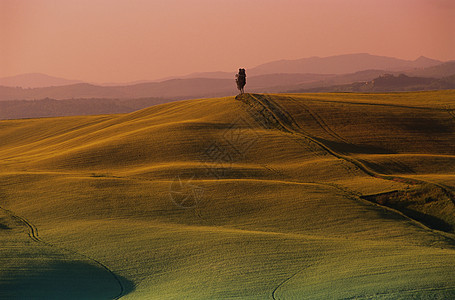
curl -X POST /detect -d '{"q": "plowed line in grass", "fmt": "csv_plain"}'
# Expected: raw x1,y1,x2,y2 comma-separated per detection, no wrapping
271,264,313,300
285,96,349,143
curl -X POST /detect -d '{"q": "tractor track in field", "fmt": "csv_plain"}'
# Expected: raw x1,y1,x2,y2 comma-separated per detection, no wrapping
0,205,127,300
285,96,350,144
281,95,360,177
271,264,313,300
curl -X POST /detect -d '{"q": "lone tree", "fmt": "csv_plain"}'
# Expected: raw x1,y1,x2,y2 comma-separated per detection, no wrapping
235,68,246,94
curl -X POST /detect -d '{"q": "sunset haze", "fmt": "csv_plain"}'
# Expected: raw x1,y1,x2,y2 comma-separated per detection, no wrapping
1,0,454,83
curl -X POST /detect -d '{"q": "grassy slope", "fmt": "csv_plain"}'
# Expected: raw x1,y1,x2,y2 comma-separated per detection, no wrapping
0,91,454,299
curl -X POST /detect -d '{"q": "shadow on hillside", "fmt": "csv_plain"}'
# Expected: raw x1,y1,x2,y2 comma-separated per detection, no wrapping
0,222,11,230
401,207,453,232
397,116,454,135
314,137,395,155
0,260,135,299
357,159,415,175
0,214,14,230
361,188,454,233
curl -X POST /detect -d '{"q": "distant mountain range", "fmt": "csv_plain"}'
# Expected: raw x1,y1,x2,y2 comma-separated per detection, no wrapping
0,53,447,88
1,60,454,102
278,61,455,92
291,73,455,93
158,54,444,80
0,53,454,119
248,53,442,76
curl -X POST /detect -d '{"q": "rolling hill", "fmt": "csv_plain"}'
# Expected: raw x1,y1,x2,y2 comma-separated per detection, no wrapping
0,91,455,299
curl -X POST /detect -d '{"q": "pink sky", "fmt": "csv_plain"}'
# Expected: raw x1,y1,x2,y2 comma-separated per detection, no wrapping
1,0,454,83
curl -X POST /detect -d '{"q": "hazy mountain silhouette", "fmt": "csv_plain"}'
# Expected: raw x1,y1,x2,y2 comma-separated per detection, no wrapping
405,61,455,78
0,73,83,88
89,54,447,85
1,58,454,102
291,74,455,93
1,54,447,91
1,54,453,120
249,53,442,75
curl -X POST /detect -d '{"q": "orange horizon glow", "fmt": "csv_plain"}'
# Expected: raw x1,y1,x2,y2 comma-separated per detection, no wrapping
1,0,454,83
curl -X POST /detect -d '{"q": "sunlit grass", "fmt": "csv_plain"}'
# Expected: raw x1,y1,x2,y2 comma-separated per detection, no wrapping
1,91,454,299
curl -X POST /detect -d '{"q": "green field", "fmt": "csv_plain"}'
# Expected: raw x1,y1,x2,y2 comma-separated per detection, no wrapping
1,91,455,299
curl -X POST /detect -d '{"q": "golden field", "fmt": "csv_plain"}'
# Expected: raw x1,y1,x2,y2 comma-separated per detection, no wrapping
1,91,455,299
